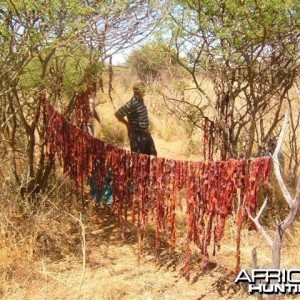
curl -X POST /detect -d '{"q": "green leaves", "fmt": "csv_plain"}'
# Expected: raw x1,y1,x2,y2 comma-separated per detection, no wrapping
163,0,299,62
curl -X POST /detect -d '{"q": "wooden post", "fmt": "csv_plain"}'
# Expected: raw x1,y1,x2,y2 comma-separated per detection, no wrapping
252,248,263,300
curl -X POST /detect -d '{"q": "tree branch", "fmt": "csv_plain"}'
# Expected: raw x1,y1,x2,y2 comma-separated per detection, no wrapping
246,197,273,247
272,107,293,208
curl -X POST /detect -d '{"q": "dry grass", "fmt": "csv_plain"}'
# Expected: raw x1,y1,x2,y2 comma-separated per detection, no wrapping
0,199,237,299
0,176,84,299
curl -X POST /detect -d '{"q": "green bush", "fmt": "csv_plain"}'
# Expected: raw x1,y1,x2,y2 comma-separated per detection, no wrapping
126,42,178,82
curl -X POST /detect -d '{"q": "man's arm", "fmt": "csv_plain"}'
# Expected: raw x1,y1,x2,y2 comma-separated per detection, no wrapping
115,111,132,131
115,98,135,132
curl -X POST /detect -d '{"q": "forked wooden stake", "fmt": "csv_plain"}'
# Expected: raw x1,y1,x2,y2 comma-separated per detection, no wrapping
247,197,273,247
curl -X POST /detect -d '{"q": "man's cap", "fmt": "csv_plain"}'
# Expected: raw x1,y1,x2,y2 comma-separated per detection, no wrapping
133,82,146,93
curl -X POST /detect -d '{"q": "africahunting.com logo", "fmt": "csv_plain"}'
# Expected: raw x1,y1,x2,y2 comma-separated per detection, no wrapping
235,269,300,295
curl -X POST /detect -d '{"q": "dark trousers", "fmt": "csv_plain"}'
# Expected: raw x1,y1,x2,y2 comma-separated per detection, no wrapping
129,130,157,156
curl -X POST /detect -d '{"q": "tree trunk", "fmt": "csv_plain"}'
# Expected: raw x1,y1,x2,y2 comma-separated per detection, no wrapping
268,108,300,299
8,143,20,185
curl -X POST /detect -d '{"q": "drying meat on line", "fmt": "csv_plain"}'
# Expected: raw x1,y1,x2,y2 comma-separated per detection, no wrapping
43,95,271,279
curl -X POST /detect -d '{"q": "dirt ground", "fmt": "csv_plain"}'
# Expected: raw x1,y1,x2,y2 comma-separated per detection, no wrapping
2,204,255,300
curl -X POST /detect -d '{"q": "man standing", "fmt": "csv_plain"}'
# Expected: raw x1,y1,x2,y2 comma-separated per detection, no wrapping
115,82,157,156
